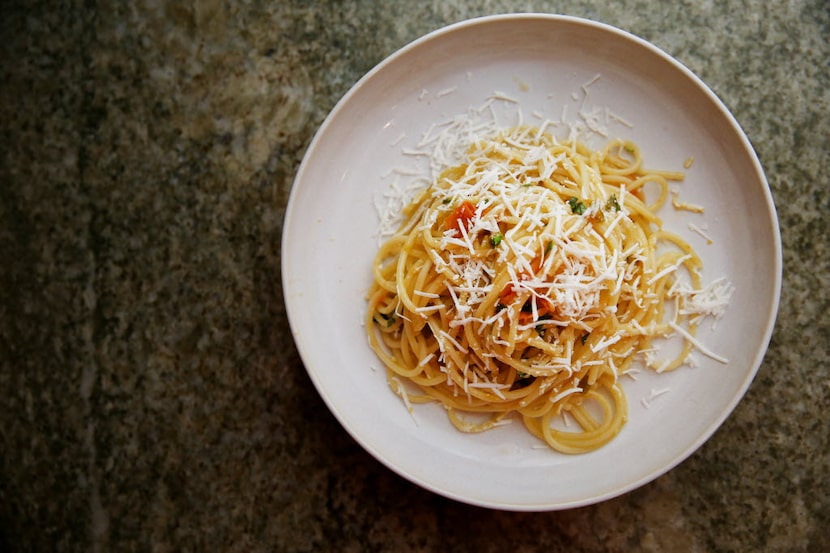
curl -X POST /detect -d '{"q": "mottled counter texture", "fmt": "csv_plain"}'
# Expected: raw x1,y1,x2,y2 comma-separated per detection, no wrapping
0,1,827,552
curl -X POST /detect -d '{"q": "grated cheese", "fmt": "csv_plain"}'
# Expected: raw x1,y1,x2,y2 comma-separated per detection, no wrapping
389,376,418,424
668,321,729,364
550,387,583,404
414,290,441,298
688,222,714,245
370,85,736,431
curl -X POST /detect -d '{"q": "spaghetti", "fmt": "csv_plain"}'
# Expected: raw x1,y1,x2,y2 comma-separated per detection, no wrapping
366,125,730,453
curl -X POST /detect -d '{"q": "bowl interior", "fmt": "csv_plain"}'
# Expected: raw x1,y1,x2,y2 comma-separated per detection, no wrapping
282,14,780,510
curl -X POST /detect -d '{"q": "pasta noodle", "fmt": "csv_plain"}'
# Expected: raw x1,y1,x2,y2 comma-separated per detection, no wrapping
366,125,729,453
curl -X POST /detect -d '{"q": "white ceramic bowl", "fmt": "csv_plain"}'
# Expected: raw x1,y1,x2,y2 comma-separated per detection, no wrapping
282,14,781,510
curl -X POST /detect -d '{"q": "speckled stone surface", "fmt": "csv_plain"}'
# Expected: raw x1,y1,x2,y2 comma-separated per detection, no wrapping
0,1,827,552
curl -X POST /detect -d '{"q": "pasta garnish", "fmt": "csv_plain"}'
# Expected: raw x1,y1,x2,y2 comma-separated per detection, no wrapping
366,125,731,453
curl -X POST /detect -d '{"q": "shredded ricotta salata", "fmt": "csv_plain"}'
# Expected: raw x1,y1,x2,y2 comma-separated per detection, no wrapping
366,85,733,453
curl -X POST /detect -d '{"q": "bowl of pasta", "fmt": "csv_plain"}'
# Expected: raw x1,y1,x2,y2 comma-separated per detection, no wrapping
282,14,781,510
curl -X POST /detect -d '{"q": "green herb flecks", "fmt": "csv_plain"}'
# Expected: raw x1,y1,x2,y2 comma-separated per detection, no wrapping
605,194,621,212
568,197,587,215
376,312,396,327
489,233,503,248
511,370,536,391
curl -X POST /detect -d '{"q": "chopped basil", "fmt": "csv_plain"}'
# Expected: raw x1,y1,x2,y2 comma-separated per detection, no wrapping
377,312,395,327
511,371,536,390
568,197,586,215
489,233,503,247
606,194,621,212
545,240,554,254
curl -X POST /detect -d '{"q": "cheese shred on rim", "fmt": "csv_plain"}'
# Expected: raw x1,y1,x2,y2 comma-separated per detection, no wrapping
366,125,732,454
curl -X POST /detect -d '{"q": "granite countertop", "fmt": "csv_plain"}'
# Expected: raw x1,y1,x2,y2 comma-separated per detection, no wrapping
1,1,827,551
